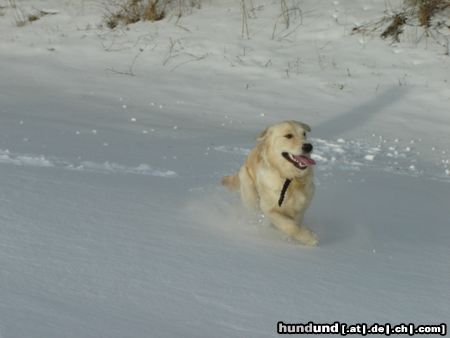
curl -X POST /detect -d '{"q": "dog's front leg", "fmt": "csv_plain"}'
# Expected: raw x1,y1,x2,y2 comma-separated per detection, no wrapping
266,209,318,246
238,166,259,210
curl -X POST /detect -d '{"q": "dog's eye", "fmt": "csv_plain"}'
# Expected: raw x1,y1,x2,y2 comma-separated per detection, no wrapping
284,133,294,139
303,132,306,138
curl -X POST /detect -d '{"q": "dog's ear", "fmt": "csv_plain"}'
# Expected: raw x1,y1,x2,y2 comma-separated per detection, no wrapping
292,120,311,132
257,127,271,143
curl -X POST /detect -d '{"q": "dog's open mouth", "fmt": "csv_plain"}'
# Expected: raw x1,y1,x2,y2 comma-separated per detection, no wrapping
282,152,316,170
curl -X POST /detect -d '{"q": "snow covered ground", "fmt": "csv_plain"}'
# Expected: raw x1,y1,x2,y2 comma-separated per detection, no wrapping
0,0,449,337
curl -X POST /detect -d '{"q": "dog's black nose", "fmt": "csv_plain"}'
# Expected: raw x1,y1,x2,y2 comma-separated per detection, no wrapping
302,143,313,153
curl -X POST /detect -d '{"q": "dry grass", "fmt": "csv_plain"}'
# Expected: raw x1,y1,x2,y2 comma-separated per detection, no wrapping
7,0,57,26
105,0,200,29
353,0,450,42
143,0,166,21
380,14,407,41
272,0,302,40
414,0,450,26
405,0,450,26
239,0,303,40
105,0,143,28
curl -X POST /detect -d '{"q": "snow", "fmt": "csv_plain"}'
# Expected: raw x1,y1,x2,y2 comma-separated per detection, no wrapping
0,0,449,337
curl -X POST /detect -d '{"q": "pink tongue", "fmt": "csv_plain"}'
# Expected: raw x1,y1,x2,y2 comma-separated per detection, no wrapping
293,155,316,166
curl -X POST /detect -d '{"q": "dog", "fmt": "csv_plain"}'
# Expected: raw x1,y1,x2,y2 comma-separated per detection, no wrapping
221,120,317,246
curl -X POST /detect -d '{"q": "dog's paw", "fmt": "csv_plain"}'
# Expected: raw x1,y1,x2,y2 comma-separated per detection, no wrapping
294,227,318,246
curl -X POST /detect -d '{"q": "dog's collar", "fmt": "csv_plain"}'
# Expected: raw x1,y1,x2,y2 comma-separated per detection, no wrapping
278,179,292,207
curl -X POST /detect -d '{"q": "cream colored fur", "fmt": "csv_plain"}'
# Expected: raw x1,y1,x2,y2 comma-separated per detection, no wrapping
221,121,317,246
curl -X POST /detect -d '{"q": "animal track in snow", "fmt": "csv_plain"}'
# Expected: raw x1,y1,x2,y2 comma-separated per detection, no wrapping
0,149,176,178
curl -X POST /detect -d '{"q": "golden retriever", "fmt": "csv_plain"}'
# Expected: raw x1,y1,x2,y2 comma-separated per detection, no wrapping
221,120,317,246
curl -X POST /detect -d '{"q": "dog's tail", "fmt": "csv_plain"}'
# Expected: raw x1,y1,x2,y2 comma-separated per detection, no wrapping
221,173,240,191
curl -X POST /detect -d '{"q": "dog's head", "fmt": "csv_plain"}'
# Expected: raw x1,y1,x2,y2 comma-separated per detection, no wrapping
257,120,315,179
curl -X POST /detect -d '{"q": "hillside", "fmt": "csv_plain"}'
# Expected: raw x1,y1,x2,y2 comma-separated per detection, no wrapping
0,1,449,337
